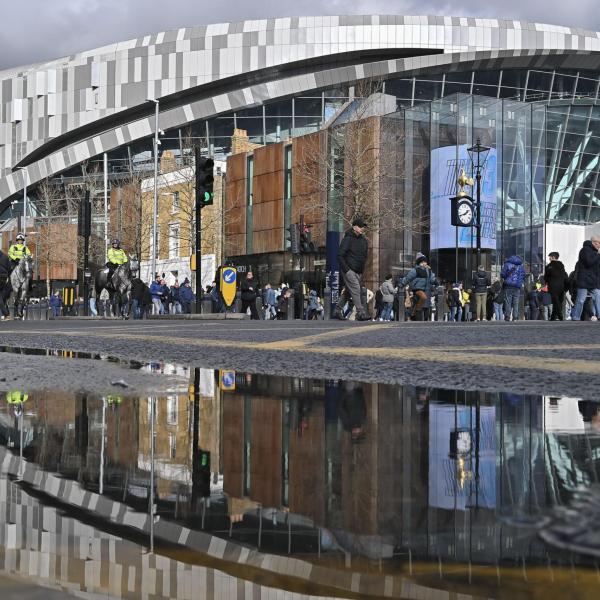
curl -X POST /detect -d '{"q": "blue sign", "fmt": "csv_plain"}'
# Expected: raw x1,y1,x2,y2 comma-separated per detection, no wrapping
219,370,236,391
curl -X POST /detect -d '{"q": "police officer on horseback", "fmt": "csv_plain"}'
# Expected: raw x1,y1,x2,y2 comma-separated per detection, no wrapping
106,239,128,282
8,233,31,269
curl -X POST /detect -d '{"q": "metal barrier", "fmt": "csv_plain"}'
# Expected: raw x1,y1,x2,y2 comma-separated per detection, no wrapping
397,289,407,321
24,302,50,320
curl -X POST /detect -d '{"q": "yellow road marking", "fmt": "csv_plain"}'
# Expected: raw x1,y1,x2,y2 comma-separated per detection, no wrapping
3,327,600,375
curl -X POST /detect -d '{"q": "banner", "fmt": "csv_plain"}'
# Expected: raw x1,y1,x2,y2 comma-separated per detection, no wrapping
430,144,497,250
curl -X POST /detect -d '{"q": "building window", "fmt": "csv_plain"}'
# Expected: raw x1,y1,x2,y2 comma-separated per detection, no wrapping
169,224,180,259
166,395,178,425
172,191,180,212
284,145,292,249
169,433,177,459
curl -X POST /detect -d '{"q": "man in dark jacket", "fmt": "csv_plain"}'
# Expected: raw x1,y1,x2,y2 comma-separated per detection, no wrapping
500,255,526,321
240,271,259,319
544,252,568,321
400,254,437,321
573,237,600,320
130,276,146,319
472,266,490,321
335,217,369,321
0,249,12,320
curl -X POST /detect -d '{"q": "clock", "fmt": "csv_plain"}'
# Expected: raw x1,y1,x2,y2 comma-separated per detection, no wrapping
457,200,474,226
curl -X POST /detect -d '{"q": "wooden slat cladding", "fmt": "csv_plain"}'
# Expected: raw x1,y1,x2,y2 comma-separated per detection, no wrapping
292,131,327,247
225,153,247,257
252,143,285,253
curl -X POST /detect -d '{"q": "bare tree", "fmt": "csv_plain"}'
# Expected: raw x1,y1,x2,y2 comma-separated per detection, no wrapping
296,79,427,236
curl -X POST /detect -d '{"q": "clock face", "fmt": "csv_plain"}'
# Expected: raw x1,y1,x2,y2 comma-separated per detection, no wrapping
457,201,474,225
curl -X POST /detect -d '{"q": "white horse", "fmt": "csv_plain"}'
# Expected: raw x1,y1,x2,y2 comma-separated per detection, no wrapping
10,255,33,319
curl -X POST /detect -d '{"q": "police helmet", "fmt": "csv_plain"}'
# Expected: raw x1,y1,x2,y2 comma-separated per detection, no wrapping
111,239,120,246
16,233,25,241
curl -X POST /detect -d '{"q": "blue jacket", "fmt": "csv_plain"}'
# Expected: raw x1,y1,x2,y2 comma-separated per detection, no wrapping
179,285,195,303
500,256,526,289
264,288,276,306
49,295,62,308
400,265,437,292
149,281,163,299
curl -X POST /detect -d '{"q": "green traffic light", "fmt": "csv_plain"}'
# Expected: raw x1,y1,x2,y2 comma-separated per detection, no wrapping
203,191,213,204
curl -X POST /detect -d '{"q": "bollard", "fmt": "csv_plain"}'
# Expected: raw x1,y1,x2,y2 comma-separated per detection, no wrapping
286,290,295,320
436,287,445,322
234,290,242,314
323,287,332,320
202,297,213,314
254,296,264,320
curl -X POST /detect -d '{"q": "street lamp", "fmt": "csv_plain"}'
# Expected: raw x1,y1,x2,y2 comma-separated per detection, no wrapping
147,98,160,281
466,138,491,270
15,167,28,233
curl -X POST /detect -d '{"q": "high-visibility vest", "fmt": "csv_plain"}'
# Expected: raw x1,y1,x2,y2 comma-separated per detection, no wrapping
107,247,128,265
8,244,31,261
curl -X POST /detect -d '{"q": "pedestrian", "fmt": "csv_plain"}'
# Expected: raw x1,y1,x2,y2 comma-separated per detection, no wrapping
100,288,111,317
209,281,224,313
170,280,182,314
462,288,472,321
149,275,163,315
379,274,397,321
573,236,600,321
544,252,569,321
160,279,170,314
277,287,292,319
179,278,195,314
528,283,541,321
0,249,12,321
240,271,259,319
130,275,146,319
306,290,323,320
472,266,490,321
335,217,370,321
500,255,526,321
491,279,504,320
540,284,552,320
49,290,62,318
263,283,277,320
89,287,98,317
450,282,464,322
399,254,437,321
404,287,413,320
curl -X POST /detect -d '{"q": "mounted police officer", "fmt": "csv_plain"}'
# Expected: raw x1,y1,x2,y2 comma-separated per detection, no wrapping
8,233,31,269
106,239,128,282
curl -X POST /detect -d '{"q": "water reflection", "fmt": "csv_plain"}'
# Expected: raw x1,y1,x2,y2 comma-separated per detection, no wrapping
2,373,600,597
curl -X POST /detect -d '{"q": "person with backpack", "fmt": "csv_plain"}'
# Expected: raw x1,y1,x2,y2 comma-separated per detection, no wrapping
399,254,437,321
500,255,526,321
472,266,491,321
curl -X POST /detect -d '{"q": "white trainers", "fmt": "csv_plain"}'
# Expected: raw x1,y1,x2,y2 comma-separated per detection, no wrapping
592,316,598,322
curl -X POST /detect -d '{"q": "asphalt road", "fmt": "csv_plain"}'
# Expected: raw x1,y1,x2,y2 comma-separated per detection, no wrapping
0,318,599,399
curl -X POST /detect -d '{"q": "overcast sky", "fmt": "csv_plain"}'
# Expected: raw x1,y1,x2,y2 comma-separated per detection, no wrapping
1,0,598,70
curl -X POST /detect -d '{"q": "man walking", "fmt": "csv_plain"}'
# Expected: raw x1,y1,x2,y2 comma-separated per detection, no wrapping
240,271,259,319
544,252,568,321
500,255,526,321
400,254,437,321
573,236,600,321
335,217,369,321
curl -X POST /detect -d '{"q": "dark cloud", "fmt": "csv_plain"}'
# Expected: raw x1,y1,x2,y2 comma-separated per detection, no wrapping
0,0,598,70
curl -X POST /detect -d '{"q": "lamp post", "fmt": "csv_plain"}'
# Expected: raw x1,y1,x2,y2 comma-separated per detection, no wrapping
147,98,160,281
16,167,28,233
466,139,490,270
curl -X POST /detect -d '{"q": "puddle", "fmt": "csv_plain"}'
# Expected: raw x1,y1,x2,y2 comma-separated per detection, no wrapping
1,358,600,597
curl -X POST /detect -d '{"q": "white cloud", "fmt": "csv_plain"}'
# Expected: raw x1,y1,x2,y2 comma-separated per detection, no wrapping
0,0,598,69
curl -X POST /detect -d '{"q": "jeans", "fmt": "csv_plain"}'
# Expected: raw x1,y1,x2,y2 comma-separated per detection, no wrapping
450,306,462,322
131,299,142,319
152,298,162,315
89,298,97,317
170,301,182,315
573,288,600,320
503,287,520,320
380,302,393,321
493,302,503,321
51,306,60,317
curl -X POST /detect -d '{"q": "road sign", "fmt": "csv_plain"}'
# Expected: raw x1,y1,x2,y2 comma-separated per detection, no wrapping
219,370,236,391
220,266,237,307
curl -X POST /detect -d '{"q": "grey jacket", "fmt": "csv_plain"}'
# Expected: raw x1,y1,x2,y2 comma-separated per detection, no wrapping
380,280,397,303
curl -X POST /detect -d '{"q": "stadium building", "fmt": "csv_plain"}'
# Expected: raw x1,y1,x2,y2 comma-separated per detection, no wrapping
1,15,600,288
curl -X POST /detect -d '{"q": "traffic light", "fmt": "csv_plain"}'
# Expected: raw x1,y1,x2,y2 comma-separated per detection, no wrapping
299,224,317,254
77,191,91,237
195,147,214,207
286,223,300,254
198,449,211,497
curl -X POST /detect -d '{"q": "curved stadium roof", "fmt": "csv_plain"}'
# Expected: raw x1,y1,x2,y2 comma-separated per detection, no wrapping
1,15,600,208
